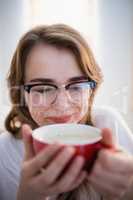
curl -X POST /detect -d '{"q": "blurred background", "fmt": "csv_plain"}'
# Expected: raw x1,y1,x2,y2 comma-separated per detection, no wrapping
0,0,133,131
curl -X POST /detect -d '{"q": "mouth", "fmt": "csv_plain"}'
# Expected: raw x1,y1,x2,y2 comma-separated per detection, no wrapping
45,115,73,123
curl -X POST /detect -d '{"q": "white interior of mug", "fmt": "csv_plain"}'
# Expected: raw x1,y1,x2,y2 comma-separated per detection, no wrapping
32,123,102,145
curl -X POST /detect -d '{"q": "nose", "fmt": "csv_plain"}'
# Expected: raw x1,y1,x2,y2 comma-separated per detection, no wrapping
53,87,72,107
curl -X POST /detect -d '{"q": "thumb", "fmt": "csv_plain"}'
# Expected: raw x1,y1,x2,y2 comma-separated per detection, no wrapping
101,128,117,149
22,124,35,161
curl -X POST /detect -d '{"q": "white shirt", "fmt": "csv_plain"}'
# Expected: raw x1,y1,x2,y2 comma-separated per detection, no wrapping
0,106,133,200
92,106,133,153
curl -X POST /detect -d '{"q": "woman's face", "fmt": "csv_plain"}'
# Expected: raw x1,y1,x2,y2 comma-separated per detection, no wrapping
24,43,90,126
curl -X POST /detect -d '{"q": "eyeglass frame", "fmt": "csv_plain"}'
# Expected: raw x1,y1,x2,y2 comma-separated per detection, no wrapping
23,79,96,94
23,79,96,106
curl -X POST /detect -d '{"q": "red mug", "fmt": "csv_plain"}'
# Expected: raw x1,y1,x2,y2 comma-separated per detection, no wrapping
32,123,104,171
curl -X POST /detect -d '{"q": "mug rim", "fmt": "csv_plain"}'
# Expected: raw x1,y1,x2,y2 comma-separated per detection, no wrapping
32,123,102,146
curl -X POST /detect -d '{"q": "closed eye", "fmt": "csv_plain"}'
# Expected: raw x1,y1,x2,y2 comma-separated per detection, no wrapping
32,86,56,93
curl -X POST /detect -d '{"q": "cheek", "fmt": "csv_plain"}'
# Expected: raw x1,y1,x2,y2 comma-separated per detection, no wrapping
74,98,89,121
28,106,47,126
25,92,45,107
25,93,47,125
74,91,91,122
78,91,90,113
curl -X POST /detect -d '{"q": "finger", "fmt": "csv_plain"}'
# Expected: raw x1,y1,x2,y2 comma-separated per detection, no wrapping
90,176,125,200
27,144,63,176
56,156,85,191
37,147,76,185
88,165,128,196
97,149,133,174
101,128,117,149
22,124,35,160
68,170,87,191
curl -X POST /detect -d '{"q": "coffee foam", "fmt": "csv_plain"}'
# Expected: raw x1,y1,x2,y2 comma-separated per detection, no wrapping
33,123,101,145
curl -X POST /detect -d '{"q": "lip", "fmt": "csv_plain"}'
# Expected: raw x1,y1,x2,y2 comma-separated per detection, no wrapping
46,115,73,123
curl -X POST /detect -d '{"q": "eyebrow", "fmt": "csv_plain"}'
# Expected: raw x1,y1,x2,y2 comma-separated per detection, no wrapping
28,76,89,84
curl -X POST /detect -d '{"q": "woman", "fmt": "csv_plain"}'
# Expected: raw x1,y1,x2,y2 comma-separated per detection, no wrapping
0,24,133,200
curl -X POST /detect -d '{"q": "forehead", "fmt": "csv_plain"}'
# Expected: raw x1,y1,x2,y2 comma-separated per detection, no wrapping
25,43,85,83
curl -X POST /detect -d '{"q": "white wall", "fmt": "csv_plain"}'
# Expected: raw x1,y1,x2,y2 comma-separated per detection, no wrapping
94,0,133,129
30,0,97,51
0,0,30,129
0,0,30,75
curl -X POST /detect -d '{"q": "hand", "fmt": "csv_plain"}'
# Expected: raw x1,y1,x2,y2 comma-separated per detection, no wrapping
17,124,87,200
87,128,133,200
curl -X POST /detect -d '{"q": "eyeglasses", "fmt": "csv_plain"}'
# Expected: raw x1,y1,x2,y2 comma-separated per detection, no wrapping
24,80,96,106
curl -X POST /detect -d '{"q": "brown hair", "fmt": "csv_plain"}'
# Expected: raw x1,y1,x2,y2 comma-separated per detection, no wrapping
5,24,103,137
5,24,103,199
